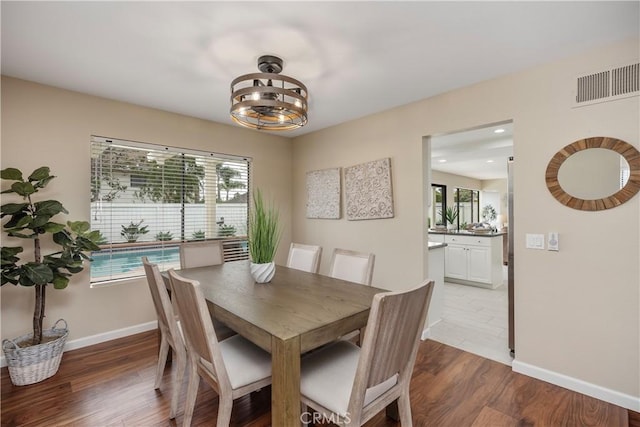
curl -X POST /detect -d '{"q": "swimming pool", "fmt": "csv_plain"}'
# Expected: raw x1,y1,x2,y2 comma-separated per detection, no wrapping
90,246,181,283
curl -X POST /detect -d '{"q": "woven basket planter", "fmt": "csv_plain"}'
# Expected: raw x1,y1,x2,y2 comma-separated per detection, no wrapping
2,319,68,386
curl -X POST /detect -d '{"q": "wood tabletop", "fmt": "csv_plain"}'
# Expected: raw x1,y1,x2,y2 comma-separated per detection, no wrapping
166,260,385,352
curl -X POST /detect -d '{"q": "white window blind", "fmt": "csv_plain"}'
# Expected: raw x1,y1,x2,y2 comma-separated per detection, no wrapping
90,136,250,285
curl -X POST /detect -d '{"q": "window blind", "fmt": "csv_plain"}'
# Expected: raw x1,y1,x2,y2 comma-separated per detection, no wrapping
90,136,250,285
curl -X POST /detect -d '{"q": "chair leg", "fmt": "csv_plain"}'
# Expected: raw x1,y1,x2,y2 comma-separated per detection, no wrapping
300,403,310,426
155,335,170,389
169,347,186,419
216,394,233,427
182,359,199,427
398,393,413,427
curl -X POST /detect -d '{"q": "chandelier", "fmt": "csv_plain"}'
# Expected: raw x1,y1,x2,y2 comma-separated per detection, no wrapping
230,55,308,131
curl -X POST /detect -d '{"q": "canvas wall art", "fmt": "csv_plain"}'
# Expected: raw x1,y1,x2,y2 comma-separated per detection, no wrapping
306,167,341,219
345,158,394,220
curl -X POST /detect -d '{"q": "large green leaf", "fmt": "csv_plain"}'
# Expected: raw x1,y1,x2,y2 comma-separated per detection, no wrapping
7,231,36,239
43,222,66,233
1,203,28,215
15,215,33,229
31,214,52,228
11,181,35,197
53,230,72,246
22,263,53,285
52,275,69,290
28,167,51,182
1,246,23,255
3,211,27,227
1,168,23,181
35,200,67,216
68,221,90,234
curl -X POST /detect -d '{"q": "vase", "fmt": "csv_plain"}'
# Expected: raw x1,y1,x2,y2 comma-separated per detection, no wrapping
250,262,275,283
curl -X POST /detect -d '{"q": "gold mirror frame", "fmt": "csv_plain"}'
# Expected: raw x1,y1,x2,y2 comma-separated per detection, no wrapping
545,136,640,211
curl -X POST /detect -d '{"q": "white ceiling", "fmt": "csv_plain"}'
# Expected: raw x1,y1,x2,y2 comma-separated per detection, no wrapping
431,122,513,180
2,2,638,138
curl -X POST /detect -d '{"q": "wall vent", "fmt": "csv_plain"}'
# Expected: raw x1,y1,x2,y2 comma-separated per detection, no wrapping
573,62,639,107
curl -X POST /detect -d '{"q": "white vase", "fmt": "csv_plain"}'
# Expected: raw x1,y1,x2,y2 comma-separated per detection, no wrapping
250,262,275,283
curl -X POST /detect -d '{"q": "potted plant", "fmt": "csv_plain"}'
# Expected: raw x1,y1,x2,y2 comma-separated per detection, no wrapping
248,189,281,283
218,224,237,237
481,204,497,223
441,206,459,231
1,167,101,385
154,231,174,241
120,220,149,243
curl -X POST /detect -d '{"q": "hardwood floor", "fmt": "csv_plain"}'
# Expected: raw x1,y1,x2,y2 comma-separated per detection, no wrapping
1,330,630,426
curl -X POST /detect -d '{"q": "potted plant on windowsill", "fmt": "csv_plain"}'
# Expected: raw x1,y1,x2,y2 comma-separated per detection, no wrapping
248,189,281,283
1,167,101,386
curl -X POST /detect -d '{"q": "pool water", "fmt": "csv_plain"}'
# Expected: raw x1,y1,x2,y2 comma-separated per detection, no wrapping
91,246,180,282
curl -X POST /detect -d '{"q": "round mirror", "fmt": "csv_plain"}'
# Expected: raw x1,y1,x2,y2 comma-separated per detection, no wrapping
546,137,640,211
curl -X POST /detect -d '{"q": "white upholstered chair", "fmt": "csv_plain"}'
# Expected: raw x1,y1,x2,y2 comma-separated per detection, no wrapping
179,240,236,340
142,257,186,420
328,248,376,343
167,269,272,427
329,248,375,286
286,243,322,273
300,280,434,426
179,240,225,269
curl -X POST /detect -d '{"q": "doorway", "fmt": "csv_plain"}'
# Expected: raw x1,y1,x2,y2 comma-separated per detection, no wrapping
423,121,514,365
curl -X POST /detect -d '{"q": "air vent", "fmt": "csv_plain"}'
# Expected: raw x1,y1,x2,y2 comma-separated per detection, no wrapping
573,62,639,107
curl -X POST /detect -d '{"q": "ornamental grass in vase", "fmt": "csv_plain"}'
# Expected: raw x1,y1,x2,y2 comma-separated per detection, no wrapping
1,167,101,385
248,189,281,283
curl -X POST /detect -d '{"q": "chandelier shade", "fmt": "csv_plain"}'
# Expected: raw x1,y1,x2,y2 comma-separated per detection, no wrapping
230,55,308,131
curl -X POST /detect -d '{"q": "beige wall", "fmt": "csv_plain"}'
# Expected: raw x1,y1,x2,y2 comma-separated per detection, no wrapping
292,38,639,401
1,77,293,343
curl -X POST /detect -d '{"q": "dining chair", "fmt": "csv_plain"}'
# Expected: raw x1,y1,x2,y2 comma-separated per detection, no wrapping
329,248,375,286
328,248,376,343
286,242,322,273
179,240,236,340
300,280,434,426
142,257,186,420
179,240,225,269
167,269,272,427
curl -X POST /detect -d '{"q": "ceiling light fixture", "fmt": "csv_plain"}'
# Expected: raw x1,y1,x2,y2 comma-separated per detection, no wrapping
494,128,505,134
230,55,308,131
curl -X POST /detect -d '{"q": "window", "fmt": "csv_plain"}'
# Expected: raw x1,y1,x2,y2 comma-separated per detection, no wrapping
454,188,480,227
431,184,447,226
90,136,251,285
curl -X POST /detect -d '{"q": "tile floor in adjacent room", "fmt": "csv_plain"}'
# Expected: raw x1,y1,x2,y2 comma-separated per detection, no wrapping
428,266,513,366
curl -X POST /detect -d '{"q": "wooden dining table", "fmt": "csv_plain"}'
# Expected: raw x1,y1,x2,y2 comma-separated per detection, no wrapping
163,260,386,426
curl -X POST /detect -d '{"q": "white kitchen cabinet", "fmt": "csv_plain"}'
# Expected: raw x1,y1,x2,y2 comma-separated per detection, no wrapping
443,233,503,289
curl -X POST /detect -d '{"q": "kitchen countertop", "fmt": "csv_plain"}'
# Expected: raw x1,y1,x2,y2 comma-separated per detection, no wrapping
428,229,506,237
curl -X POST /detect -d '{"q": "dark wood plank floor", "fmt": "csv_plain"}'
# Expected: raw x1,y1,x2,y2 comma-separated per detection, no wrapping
1,330,630,426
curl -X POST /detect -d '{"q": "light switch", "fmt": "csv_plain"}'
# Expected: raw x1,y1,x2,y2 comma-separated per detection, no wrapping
526,233,545,250
548,232,559,251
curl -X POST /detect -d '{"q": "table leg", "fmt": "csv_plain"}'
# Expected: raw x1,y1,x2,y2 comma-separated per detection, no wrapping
386,399,399,421
272,335,301,427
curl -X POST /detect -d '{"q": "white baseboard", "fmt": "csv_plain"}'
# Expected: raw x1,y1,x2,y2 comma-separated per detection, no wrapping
1,321,158,368
512,359,640,412
421,319,443,340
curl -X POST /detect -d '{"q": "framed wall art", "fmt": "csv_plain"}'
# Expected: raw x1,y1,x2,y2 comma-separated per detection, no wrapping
344,157,394,220
306,167,341,219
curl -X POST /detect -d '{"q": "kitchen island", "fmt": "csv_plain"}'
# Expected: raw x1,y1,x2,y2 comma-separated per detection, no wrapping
423,240,447,338
429,230,505,289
